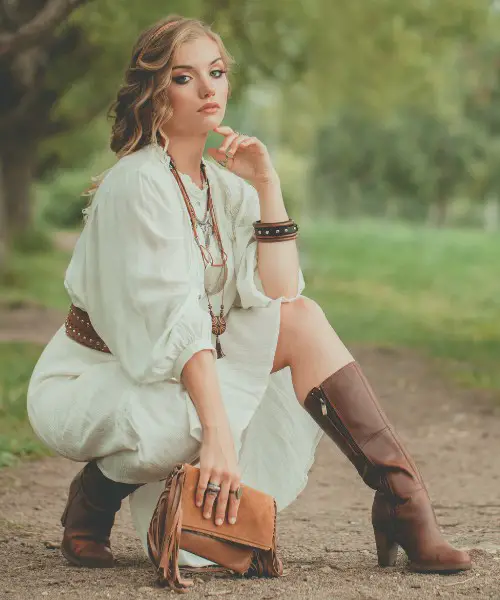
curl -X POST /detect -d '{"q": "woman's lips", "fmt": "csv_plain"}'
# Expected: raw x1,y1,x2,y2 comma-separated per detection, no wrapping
199,106,220,114
198,102,220,113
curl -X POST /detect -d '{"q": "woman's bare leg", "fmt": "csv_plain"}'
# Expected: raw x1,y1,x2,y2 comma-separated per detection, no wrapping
270,296,353,403
271,295,471,573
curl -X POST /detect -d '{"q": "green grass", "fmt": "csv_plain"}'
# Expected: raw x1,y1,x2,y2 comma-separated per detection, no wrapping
0,342,51,466
0,242,70,466
300,219,500,391
0,220,499,466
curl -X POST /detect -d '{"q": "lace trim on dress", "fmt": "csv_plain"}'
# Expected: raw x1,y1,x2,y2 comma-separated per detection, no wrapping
179,172,208,194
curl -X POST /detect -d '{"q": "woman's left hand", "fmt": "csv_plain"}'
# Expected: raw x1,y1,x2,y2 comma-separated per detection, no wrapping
207,126,278,186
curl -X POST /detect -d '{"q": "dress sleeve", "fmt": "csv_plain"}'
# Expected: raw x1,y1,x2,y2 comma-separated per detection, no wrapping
232,177,305,310
79,166,216,384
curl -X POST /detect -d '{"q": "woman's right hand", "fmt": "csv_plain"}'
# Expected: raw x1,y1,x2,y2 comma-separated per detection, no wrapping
195,424,241,527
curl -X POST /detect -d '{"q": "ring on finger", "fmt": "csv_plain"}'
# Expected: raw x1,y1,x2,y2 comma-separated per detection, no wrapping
207,482,221,493
229,486,243,500
228,133,249,156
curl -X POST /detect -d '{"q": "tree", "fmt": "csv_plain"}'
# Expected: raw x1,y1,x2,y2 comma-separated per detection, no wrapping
0,0,93,271
311,108,475,225
0,0,495,275
461,38,500,229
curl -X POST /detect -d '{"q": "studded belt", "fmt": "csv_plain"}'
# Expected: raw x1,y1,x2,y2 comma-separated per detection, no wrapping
64,304,111,353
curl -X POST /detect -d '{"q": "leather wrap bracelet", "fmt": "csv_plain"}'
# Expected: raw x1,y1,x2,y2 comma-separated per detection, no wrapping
252,219,299,243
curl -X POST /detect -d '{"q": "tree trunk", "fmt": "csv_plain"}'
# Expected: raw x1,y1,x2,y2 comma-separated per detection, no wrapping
2,141,36,235
0,159,8,275
384,197,399,220
483,195,499,232
427,198,449,227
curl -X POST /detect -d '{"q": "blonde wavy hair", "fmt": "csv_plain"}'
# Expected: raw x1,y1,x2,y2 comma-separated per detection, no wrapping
83,15,235,198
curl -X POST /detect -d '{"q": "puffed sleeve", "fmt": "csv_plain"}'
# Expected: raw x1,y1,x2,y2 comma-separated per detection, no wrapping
77,165,216,384
232,177,305,309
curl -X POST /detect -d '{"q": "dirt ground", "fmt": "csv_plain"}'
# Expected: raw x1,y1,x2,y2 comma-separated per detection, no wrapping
1,337,499,600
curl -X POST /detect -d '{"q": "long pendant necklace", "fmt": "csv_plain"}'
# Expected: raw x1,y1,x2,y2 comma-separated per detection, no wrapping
190,182,212,248
194,209,212,249
168,154,227,359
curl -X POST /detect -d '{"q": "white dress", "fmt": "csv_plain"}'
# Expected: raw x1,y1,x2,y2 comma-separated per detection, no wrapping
27,143,322,566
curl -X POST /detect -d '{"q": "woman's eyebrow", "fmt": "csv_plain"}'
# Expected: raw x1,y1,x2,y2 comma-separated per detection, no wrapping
172,57,222,70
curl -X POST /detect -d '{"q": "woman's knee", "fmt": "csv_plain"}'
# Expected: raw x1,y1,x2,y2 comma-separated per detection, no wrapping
273,296,328,373
280,295,327,336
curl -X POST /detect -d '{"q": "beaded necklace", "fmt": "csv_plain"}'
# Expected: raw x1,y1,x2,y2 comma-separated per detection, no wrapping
167,153,228,359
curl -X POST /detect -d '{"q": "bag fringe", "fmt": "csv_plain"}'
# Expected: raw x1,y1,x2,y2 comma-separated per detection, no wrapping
148,465,193,592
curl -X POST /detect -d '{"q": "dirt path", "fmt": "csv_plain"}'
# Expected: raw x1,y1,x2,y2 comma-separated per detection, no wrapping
0,304,66,344
1,344,499,599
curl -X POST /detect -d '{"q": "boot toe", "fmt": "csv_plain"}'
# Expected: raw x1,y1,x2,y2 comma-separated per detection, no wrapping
62,538,115,568
409,547,472,573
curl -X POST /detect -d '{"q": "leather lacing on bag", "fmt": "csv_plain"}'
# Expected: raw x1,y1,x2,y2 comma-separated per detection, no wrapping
147,464,282,592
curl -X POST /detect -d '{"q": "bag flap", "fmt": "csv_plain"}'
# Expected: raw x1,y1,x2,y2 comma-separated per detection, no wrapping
181,464,275,551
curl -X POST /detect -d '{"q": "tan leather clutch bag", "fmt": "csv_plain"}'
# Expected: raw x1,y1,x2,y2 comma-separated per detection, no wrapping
147,463,283,591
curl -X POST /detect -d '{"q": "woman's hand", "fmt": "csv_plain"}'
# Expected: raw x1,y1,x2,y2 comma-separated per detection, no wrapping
195,424,241,526
207,125,279,187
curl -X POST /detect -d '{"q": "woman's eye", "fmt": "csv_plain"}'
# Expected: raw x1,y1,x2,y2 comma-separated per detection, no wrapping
172,69,226,85
173,75,191,85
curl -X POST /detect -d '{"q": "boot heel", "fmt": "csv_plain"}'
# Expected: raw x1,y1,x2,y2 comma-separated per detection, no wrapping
374,528,398,567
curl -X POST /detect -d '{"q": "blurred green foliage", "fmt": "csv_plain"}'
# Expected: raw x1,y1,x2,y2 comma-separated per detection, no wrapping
37,171,89,229
3,1,500,233
309,33,500,226
29,1,500,230
0,246,70,311
312,109,474,224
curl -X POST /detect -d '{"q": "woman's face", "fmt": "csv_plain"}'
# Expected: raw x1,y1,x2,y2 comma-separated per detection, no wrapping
164,35,229,136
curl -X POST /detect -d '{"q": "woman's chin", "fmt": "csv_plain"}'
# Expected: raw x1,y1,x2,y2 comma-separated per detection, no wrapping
198,112,224,127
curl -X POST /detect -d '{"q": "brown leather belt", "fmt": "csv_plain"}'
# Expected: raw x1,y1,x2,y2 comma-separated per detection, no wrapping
65,304,111,353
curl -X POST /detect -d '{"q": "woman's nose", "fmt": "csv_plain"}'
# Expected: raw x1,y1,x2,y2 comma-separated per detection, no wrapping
201,84,215,98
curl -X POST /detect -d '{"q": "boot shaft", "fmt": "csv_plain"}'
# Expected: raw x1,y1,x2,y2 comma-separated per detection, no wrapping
304,362,423,501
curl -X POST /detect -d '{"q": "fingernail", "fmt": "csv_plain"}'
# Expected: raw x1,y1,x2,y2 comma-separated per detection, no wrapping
229,517,236,525
196,501,201,507
216,518,223,526
204,512,210,519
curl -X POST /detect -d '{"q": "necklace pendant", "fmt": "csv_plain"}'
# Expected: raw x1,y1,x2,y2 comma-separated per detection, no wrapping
211,314,226,336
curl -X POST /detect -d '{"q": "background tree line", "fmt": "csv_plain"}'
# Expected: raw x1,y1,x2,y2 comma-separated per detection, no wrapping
0,0,498,273
312,38,500,228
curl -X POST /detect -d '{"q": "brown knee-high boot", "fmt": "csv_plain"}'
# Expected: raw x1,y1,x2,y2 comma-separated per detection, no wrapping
61,461,142,568
303,361,471,573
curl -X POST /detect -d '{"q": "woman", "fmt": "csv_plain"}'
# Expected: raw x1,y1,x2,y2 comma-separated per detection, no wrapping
27,15,471,575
